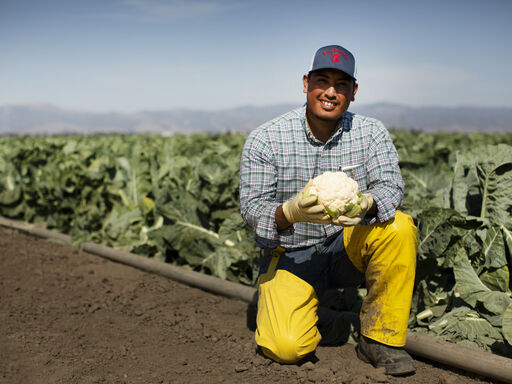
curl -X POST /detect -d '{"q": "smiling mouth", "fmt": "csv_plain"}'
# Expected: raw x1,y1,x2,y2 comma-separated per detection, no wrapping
320,100,337,110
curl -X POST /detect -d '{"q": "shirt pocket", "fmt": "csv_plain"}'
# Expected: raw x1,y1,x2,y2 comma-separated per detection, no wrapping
338,163,367,191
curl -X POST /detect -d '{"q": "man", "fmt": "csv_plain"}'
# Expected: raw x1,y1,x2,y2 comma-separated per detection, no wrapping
239,44,417,376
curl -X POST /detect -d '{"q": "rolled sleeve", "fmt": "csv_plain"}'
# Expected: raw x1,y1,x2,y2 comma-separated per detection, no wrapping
239,130,280,247
364,124,404,224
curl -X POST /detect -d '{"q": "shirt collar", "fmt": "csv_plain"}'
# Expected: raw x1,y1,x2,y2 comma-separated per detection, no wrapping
301,104,354,145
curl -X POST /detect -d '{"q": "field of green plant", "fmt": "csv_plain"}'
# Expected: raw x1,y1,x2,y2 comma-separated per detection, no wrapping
0,132,511,356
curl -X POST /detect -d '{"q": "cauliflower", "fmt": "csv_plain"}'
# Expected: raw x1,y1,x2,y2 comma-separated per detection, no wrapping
302,171,363,218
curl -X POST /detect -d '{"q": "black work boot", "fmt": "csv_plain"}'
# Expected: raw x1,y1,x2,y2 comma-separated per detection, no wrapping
356,335,415,376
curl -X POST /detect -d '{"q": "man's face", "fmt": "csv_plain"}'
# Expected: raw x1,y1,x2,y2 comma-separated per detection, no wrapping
303,69,358,122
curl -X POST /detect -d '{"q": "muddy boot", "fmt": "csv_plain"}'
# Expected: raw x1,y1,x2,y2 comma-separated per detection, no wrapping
356,335,415,376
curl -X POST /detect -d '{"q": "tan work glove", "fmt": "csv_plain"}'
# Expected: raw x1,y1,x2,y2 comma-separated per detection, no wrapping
331,193,374,227
282,180,331,224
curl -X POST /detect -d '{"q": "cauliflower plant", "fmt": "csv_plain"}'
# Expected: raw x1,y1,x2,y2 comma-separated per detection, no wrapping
302,171,363,219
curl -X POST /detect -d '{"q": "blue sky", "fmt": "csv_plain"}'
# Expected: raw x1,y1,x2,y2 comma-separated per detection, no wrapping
1,0,511,112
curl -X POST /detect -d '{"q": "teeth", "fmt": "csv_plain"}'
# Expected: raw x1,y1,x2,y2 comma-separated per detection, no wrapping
322,101,335,107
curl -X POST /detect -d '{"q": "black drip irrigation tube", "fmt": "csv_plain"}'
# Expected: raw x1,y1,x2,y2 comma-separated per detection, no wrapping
1,216,511,384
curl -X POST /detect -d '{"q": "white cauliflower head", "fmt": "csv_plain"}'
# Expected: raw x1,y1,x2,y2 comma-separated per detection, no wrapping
302,171,363,218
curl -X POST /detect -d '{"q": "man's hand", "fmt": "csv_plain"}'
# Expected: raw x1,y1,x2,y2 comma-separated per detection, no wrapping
331,193,374,227
282,181,331,224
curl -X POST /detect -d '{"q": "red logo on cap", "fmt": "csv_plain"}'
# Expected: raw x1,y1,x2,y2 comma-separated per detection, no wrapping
323,48,349,63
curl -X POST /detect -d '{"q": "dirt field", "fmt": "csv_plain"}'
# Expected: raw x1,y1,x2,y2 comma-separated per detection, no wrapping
0,227,500,384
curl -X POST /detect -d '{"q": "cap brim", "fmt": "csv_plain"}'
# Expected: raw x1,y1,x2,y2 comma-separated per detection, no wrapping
308,66,356,80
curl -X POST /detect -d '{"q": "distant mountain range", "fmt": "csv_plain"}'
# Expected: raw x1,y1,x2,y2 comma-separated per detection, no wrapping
1,103,511,135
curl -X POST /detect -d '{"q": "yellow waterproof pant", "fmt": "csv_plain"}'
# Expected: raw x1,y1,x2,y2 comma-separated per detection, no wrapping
255,211,417,363
255,247,322,363
343,211,417,346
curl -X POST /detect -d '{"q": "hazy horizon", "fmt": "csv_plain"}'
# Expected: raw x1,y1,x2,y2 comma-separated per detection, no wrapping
2,102,512,135
3,100,512,115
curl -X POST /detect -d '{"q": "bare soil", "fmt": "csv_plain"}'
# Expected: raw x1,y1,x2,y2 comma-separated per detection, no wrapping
0,227,500,384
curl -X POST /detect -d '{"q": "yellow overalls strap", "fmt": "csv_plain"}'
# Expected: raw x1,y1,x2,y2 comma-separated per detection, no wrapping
258,246,285,285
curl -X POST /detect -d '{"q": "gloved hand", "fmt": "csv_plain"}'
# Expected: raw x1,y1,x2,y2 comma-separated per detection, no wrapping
282,180,331,224
331,193,374,227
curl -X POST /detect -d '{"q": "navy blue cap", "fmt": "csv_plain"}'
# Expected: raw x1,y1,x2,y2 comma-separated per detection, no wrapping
308,45,356,80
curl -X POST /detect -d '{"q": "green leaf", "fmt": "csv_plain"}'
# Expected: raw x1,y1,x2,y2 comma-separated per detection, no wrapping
503,303,512,345
476,225,507,269
503,225,512,257
416,208,458,261
451,144,512,227
453,248,511,315
479,266,510,293
401,164,452,216
427,306,503,352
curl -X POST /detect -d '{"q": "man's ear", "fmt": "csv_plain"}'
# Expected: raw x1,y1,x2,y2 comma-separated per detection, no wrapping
351,82,358,101
302,74,309,94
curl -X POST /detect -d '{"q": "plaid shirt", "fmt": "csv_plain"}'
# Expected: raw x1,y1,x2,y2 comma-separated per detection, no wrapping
239,105,404,250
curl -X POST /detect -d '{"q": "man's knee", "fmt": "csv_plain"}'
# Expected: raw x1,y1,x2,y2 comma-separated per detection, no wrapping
258,331,318,364
386,211,417,240
255,270,321,363
387,211,418,258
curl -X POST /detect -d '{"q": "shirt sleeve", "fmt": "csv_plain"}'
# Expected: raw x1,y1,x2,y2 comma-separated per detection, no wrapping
363,122,404,224
239,129,281,248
